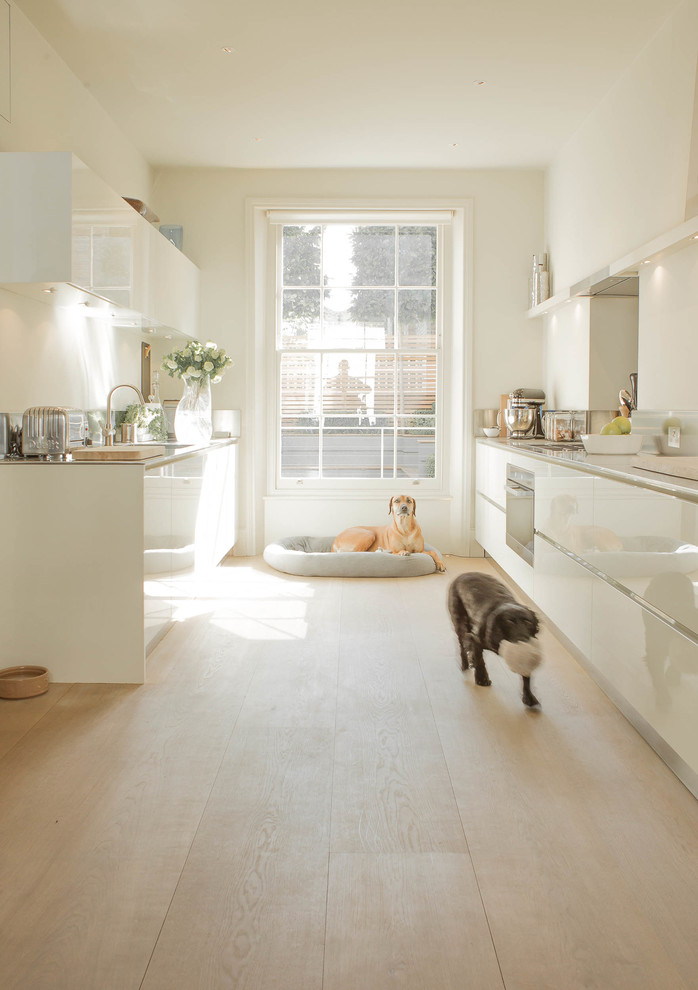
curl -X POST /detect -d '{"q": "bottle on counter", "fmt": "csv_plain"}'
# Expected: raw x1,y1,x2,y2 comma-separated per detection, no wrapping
144,371,168,442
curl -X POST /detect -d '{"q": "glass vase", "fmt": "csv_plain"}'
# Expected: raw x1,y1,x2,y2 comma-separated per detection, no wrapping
174,377,213,444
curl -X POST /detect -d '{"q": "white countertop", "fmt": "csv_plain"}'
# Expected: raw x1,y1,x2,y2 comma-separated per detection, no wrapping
0,437,238,469
477,437,698,502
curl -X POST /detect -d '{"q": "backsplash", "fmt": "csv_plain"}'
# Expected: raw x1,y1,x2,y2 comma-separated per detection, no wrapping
630,410,698,456
0,287,142,417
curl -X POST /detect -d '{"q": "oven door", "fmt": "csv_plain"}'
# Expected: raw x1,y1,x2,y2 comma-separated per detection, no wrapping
505,464,535,565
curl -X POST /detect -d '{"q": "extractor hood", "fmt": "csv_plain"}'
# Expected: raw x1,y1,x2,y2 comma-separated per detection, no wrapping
570,267,638,297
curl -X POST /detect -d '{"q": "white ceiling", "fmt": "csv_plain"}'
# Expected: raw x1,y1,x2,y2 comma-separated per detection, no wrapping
14,0,681,170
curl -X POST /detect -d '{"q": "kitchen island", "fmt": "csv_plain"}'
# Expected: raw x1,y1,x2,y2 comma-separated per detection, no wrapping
476,437,698,797
0,439,238,684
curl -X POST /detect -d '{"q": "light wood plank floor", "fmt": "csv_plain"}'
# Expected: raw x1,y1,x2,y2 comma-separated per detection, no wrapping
2,555,698,990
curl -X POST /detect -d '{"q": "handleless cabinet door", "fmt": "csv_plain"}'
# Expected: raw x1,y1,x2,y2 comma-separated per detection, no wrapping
533,535,593,659
592,575,698,780
592,478,698,639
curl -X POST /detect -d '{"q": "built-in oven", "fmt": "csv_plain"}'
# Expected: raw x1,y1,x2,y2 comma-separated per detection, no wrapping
505,463,535,565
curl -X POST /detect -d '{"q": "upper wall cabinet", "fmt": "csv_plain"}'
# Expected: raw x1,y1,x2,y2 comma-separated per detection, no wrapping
0,152,199,338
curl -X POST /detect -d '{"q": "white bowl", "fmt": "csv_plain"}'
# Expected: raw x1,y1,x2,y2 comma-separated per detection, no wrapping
482,427,500,438
581,433,643,454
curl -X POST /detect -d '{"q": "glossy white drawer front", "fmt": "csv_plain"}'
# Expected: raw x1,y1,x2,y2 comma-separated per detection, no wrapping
533,536,593,658
592,478,698,638
475,442,507,508
535,466,595,553
592,575,698,777
475,492,533,596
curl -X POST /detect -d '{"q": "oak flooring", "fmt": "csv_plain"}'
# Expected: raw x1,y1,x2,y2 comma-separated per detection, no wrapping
1,554,697,989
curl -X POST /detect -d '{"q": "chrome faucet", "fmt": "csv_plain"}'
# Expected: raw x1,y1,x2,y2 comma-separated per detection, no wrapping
104,384,146,446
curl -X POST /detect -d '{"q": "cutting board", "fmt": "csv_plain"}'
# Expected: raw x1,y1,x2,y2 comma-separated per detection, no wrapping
71,445,166,461
635,453,698,481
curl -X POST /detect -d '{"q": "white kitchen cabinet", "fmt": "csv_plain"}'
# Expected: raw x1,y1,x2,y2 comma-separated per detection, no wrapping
533,535,593,659
591,574,698,784
0,441,237,683
535,463,595,552
475,491,534,596
476,440,698,795
475,441,507,508
144,443,238,654
0,152,199,337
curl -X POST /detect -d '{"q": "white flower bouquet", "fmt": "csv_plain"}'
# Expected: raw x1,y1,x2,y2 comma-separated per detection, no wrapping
162,340,233,384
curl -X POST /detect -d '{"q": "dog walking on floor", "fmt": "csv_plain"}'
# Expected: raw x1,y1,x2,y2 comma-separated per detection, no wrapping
332,495,446,572
448,571,542,707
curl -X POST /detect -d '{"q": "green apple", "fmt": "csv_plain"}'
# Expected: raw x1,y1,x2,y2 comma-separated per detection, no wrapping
600,422,623,435
612,416,632,434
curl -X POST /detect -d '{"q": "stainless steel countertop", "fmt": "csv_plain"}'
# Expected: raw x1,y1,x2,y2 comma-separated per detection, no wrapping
477,436,698,502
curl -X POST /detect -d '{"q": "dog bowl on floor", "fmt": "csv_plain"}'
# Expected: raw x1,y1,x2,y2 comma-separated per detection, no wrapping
0,665,50,699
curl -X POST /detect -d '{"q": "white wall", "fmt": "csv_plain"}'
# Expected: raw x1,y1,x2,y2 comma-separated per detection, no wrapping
544,298,592,409
638,240,698,408
151,167,545,554
0,2,151,199
544,0,698,419
546,0,698,290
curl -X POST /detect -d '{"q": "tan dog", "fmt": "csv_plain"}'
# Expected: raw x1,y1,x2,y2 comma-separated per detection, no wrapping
332,495,446,572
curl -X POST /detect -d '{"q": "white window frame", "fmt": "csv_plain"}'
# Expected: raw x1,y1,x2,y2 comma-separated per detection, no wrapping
272,215,446,492
244,198,472,556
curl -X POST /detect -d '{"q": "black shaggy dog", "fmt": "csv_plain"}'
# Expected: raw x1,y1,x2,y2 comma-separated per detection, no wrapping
448,572,542,707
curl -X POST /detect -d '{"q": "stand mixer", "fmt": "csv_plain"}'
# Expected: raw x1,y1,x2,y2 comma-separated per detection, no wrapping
504,388,545,438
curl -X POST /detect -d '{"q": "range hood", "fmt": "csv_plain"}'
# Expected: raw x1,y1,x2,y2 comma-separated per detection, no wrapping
570,267,638,297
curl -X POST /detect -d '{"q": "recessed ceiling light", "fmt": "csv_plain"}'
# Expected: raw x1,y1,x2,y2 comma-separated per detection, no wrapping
42,287,55,294
221,47,236,54
693,234,698,240
473,79,486,87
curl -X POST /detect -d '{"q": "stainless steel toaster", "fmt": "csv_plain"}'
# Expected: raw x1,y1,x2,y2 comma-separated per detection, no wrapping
21,406,86,458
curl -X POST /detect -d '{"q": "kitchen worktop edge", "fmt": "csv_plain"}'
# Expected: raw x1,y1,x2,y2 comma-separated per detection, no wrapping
477,437,698,501
0,437,239,469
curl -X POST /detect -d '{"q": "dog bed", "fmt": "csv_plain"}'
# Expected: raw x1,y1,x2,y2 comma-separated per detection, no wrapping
263,536,443,577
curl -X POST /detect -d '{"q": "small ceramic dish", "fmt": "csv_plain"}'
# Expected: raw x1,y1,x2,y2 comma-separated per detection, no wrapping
0,665,50,700
482,427,500,438
581,434,643,454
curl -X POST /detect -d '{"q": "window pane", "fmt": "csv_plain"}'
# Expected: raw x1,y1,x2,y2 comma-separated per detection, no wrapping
277,219,441,482
398,226,436,286
398,289,436,349
281,354,319,417
396,354,436,416
281,426,319,478
281,289,321,348
350,226,395,285
324,288,394,349
322,354,374,418
396,428,436,479
322,225,356,287
323,429,386,478
282,225,321,286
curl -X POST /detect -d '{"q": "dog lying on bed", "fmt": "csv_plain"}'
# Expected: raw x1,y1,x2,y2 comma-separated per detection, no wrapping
332,495,446,572
448,572,542,706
